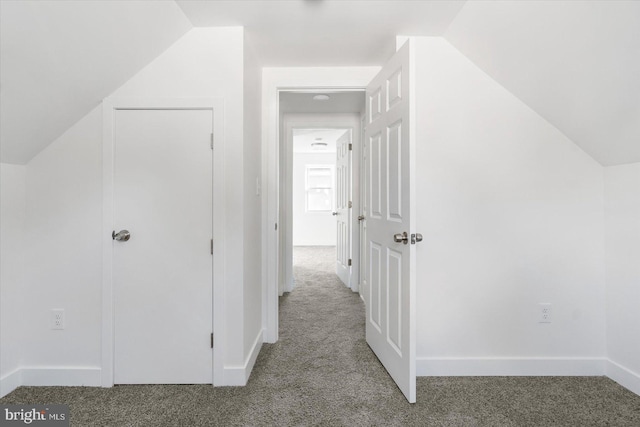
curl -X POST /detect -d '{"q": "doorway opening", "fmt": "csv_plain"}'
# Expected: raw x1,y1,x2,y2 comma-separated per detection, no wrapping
291,128,342,291
263,50,418,403
278,90,366,303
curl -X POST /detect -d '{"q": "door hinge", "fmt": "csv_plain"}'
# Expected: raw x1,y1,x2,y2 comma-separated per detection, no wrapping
275,223,278,230
210,333,214,348
210,133,214,150
348,259,352,266
349,143,353,151
210,239,213,254
348,201,352,209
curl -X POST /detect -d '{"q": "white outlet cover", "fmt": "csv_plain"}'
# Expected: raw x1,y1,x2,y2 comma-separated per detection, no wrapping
538,303,552,324
51,309,65,330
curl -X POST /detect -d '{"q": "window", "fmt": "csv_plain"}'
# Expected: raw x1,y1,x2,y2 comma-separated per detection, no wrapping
305,165,334,212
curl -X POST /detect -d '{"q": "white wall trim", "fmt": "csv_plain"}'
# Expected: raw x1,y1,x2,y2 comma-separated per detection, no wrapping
417,357,607,377
282,113,362,294
3,358,636,397
221,329,263,386
21,367,102,387
606,359,640,396
0,369,22,398
101,97,226,388
261,67,380,344
1,367,101,398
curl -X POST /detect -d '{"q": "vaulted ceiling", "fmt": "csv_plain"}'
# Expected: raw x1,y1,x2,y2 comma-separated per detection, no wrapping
0,1,192,164
1,1,638,166
445,1,640,166
176,0,466,66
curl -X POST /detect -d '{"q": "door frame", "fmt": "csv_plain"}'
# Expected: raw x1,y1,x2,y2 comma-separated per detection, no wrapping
101,98,225,387
281,114,360,295
262,68,380,343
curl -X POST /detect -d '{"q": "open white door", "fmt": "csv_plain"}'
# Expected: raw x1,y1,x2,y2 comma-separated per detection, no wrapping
364,41,416,402
335,130,351,286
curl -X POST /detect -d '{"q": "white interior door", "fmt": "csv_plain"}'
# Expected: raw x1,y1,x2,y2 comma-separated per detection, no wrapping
365,41,416,403
335,130,352,286
113,109,213,384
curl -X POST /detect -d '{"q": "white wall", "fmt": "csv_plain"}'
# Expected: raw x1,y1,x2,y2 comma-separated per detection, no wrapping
414,38,606,375
16,28,252,387
292,152,336,246
242,33,263,378
0,163,26,395
23,106,103,374
605,162,640,394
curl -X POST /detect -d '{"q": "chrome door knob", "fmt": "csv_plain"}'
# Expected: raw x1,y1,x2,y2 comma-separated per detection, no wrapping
393,232,409,245
112,230,131,242
332,212,338,216
358,215,365,221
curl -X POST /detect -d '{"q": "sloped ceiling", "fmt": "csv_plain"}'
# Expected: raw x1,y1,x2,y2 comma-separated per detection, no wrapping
445,0,640,166
176,0,466,66
2,1,638,166
0,1,192,164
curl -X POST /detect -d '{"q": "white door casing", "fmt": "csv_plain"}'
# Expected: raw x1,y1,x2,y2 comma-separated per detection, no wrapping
263,74,376,344
279,113,362,299
110,108,213,384
335,130,352,287
360,115,368,301
364,41,416,403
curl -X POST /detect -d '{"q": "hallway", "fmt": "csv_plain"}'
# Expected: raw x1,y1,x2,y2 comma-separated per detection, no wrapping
2,247,639,425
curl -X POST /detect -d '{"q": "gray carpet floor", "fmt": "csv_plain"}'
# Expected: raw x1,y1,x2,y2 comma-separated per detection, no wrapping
2,246,640,426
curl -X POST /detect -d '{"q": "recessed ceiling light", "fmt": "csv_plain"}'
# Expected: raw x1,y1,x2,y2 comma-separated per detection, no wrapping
313,94,330,101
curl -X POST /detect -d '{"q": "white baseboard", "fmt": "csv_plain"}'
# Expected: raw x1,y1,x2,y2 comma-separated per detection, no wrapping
606,359,640,396
221,329,263,386
417,357,606,377
0,367,101,398
0,369,22,398
21,367,102,387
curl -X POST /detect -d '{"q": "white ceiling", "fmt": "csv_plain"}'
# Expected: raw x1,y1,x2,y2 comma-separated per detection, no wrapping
2,1,639,167
280,91,365,114
176,0,466,66
0,1,192,164
445,0,640,166
293,129,348,153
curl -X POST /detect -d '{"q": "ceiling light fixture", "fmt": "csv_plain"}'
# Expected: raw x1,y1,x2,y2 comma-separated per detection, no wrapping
312,94,330,101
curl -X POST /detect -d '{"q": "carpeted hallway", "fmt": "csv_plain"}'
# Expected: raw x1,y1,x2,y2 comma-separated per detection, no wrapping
2,246,640,426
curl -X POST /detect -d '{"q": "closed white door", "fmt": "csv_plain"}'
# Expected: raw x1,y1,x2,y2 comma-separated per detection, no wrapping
113,109,213,384
365,42,416,402
335,130,351,286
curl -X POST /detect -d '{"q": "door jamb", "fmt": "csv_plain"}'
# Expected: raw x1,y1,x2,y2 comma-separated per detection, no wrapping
101,97,225,387
281,114,361,294
261,67,380,344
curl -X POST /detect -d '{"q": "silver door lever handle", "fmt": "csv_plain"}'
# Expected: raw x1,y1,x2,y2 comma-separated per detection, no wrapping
393,232,409,244
112,230,131,242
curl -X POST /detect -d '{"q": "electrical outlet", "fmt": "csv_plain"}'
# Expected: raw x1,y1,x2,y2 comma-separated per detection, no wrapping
539,303,552,323
51,309,64,330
